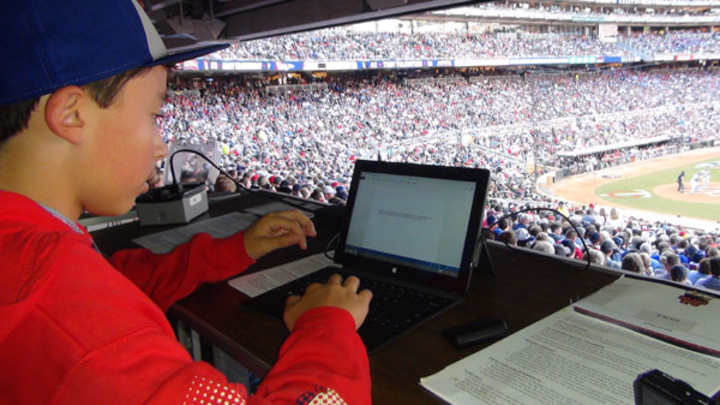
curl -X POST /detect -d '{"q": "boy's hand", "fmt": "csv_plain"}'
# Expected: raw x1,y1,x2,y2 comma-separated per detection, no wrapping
284,274,373,331
243,210,317,260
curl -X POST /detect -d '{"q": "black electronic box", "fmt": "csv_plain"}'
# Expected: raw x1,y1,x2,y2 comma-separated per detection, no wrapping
634,369,715,405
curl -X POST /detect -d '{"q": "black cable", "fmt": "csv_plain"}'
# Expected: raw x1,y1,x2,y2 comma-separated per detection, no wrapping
168,149,318,212
169,148,251,193
489,206,593,273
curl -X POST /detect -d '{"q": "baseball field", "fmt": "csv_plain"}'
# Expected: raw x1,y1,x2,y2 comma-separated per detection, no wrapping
547,147,720,224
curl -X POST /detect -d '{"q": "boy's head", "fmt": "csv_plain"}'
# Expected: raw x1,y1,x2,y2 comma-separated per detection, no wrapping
2,1,227,108
1,67,150,145
1,1,227,218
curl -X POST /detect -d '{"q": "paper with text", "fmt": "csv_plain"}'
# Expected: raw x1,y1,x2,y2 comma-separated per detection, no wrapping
133,212,258,254
228,253,334,298
243,201,315,219
421,306,720,404
574,277,720,357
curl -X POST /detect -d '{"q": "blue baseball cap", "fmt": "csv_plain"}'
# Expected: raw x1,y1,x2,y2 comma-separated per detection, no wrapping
1,0,229,106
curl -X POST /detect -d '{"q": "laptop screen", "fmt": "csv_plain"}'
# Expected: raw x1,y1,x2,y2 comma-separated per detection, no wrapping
343,169,478,278
335,160,488,294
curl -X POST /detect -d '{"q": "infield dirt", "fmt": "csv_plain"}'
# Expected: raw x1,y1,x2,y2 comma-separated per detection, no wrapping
547,147,720,210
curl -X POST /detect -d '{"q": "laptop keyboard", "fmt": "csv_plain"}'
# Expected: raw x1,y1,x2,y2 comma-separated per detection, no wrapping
246,266,456,352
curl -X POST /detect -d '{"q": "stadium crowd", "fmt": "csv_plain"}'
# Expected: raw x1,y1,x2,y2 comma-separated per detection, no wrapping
212,29,720,60
484,200,720,291
158,63,720,282
627,31,720,55
473,1,719,16
161,69,720,204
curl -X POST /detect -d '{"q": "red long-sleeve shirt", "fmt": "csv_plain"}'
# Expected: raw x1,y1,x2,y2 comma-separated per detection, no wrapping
0,191,370,405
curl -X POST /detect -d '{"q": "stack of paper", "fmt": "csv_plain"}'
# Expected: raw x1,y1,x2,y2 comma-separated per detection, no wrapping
133,212,258,254
421,277,720,404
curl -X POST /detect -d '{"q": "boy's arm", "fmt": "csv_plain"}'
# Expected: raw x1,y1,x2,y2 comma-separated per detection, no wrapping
56,307,369,405
145,308,370,405
108,231,254,311
251,307,371,405
107,209,315,312
45,241,370,405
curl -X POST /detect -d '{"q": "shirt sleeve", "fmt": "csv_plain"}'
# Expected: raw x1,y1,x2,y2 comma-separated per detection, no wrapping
54,307,369,405
102,231,371,404
107,231,255,311
147,308,370,405
48,242,369,405
252,307,371,405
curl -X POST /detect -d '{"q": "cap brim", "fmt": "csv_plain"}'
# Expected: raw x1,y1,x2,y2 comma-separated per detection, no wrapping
152,42,229,67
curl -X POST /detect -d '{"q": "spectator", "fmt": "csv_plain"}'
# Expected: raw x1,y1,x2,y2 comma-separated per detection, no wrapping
696,258,720,291
549,222,564,242
498,230,518,246
532,240,555,254
335,185,349,201
588,231,602,249
515,227,533,247
600,240,621,269
660,252,681,276
554,243,570,257
214,174,238,193
668,265,692,285
494,217,510,237
584,249,606,266
561,239,579,258
310,188,326,202
688,258,712,285
639,253,655,277
622,252,645,273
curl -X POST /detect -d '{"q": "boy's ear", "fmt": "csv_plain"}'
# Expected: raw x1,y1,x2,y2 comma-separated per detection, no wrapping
44,86,88,145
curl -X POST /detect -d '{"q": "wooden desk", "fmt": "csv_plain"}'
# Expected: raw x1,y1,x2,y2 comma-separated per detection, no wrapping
92,192,620,403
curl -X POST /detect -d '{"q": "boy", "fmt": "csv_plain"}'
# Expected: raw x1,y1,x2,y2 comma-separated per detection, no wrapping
0,1,372,404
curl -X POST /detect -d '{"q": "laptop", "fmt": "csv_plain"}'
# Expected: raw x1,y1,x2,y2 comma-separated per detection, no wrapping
246,159,490,352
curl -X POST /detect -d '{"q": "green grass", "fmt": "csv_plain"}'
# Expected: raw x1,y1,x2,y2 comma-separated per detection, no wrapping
594,158,720,221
